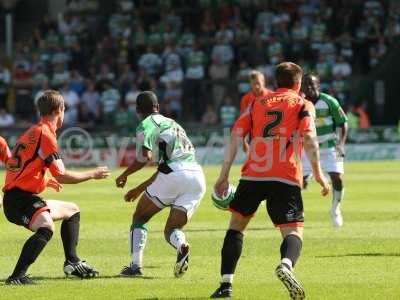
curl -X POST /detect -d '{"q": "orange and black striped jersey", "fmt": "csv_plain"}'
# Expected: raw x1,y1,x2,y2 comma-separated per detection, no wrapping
233,88,315,187
4,119,65,194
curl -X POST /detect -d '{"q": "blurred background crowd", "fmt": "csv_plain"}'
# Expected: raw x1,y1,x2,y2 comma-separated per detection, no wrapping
0,0,398,130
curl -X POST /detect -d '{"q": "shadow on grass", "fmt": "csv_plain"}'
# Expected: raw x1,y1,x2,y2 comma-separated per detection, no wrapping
137,298,209,300
0,275,158,283
316,252,400,258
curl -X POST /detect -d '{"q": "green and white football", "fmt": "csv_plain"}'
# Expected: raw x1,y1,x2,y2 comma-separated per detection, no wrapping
211,184,236,210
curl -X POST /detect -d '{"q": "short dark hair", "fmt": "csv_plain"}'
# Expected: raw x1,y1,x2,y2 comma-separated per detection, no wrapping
136,91,159,114
275,62,303,88
37,90,64,116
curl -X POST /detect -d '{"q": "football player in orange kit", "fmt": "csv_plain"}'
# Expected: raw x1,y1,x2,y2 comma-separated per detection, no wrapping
2,90,110,285
211,63,330,299
239,70,272,154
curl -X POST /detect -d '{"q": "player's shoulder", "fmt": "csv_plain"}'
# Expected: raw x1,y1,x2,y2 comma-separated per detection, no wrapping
0,136,7,146
320,92,340,106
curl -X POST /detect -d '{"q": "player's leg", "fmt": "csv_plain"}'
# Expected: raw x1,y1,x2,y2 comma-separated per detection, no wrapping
165,208,189,277
211,180,262,298
46,199,98,278
276,227,305,300
323,147,345,227
3,191,53,285
166,168,206,278
120,192,161,277
267,182,305,300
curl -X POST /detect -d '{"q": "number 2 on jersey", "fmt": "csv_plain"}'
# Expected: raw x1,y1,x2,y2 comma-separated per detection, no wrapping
263,111,283,138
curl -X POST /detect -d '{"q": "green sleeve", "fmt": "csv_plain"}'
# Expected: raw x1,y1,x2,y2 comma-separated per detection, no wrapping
327,95,348,126
136,122,157,151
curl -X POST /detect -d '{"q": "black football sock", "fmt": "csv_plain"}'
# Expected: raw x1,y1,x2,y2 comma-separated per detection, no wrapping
221,229,244,276
61,212,80,263
280,234,302,268
11,227,53,278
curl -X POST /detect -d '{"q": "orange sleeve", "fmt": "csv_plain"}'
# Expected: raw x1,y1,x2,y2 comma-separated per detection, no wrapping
240,94,250,113
0,137,11,164
233,107,252,137
39,131,65,177
298,101,315,135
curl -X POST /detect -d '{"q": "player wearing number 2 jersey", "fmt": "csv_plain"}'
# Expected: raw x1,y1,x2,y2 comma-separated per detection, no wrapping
211,63,330,299
116,91,206,278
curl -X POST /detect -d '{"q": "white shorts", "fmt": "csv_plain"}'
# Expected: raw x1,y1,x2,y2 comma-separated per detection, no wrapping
145,167,206,219
302,147,344,176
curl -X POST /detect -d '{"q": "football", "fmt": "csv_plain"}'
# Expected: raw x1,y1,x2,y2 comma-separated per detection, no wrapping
211,184,236,210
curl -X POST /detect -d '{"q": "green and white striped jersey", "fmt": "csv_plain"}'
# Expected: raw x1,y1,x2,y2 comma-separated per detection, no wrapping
136,113,198,170
314,93,348,149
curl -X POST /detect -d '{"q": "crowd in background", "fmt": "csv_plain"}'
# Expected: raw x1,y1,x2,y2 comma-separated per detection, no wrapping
0,0,397,129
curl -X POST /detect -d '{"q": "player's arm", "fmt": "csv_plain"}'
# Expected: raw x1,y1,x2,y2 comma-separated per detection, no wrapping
40,133,110,184
331,99,348,157
215,111,250,196
124,171,158,202
54,167,110,184
116,147,152,188
300,105,330,196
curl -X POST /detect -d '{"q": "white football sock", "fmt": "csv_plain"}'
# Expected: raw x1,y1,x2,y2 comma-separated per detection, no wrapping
332,189,344,211
222,274,234,283
281,258,293,270
169,229,186,250
129,226,147,267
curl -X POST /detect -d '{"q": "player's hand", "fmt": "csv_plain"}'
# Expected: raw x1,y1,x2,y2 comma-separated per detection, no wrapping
93,166,110,180
315,174,330,196
47,178,63,192
116,174,128,188
336,144,345,157
214,177,229,198
124,187,142,202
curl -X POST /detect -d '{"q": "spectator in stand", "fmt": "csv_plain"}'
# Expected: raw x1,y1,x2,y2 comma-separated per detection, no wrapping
81,80,101,122
236,60,252,98
219,95,238,129
183,40,206,120
61,83,80,125
209,56,230,110
101,81,121,124
114,102,136,134
202,104,218,125
0,62,11,109
0,109,15,127
163,82,182,119
138,45,162,77
332,56,352,77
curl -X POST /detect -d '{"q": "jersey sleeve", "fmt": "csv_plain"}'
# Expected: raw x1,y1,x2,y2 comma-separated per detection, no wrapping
298,101,315,135
0,137,11,164
329,97,348,126
240,94,250,113
232,107,252,137
136,123,157,151
39,131,65,177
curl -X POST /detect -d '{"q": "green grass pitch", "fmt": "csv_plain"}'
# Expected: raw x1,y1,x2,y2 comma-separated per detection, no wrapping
1,161,400,299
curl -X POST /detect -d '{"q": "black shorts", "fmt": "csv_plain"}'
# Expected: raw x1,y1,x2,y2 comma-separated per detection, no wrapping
3,188,49,229
229,180,304,227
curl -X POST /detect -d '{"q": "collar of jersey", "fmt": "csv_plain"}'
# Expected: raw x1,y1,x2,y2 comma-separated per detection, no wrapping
275,88,298,94
39,118,57,135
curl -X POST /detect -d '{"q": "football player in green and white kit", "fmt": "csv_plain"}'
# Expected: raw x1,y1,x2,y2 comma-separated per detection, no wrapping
116,91,206,277
302,74,348,227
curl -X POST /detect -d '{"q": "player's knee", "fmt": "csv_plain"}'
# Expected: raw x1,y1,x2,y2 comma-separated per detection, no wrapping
70,203,80,214
40,220,55,233
331,176,343,190
133,210,147,224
